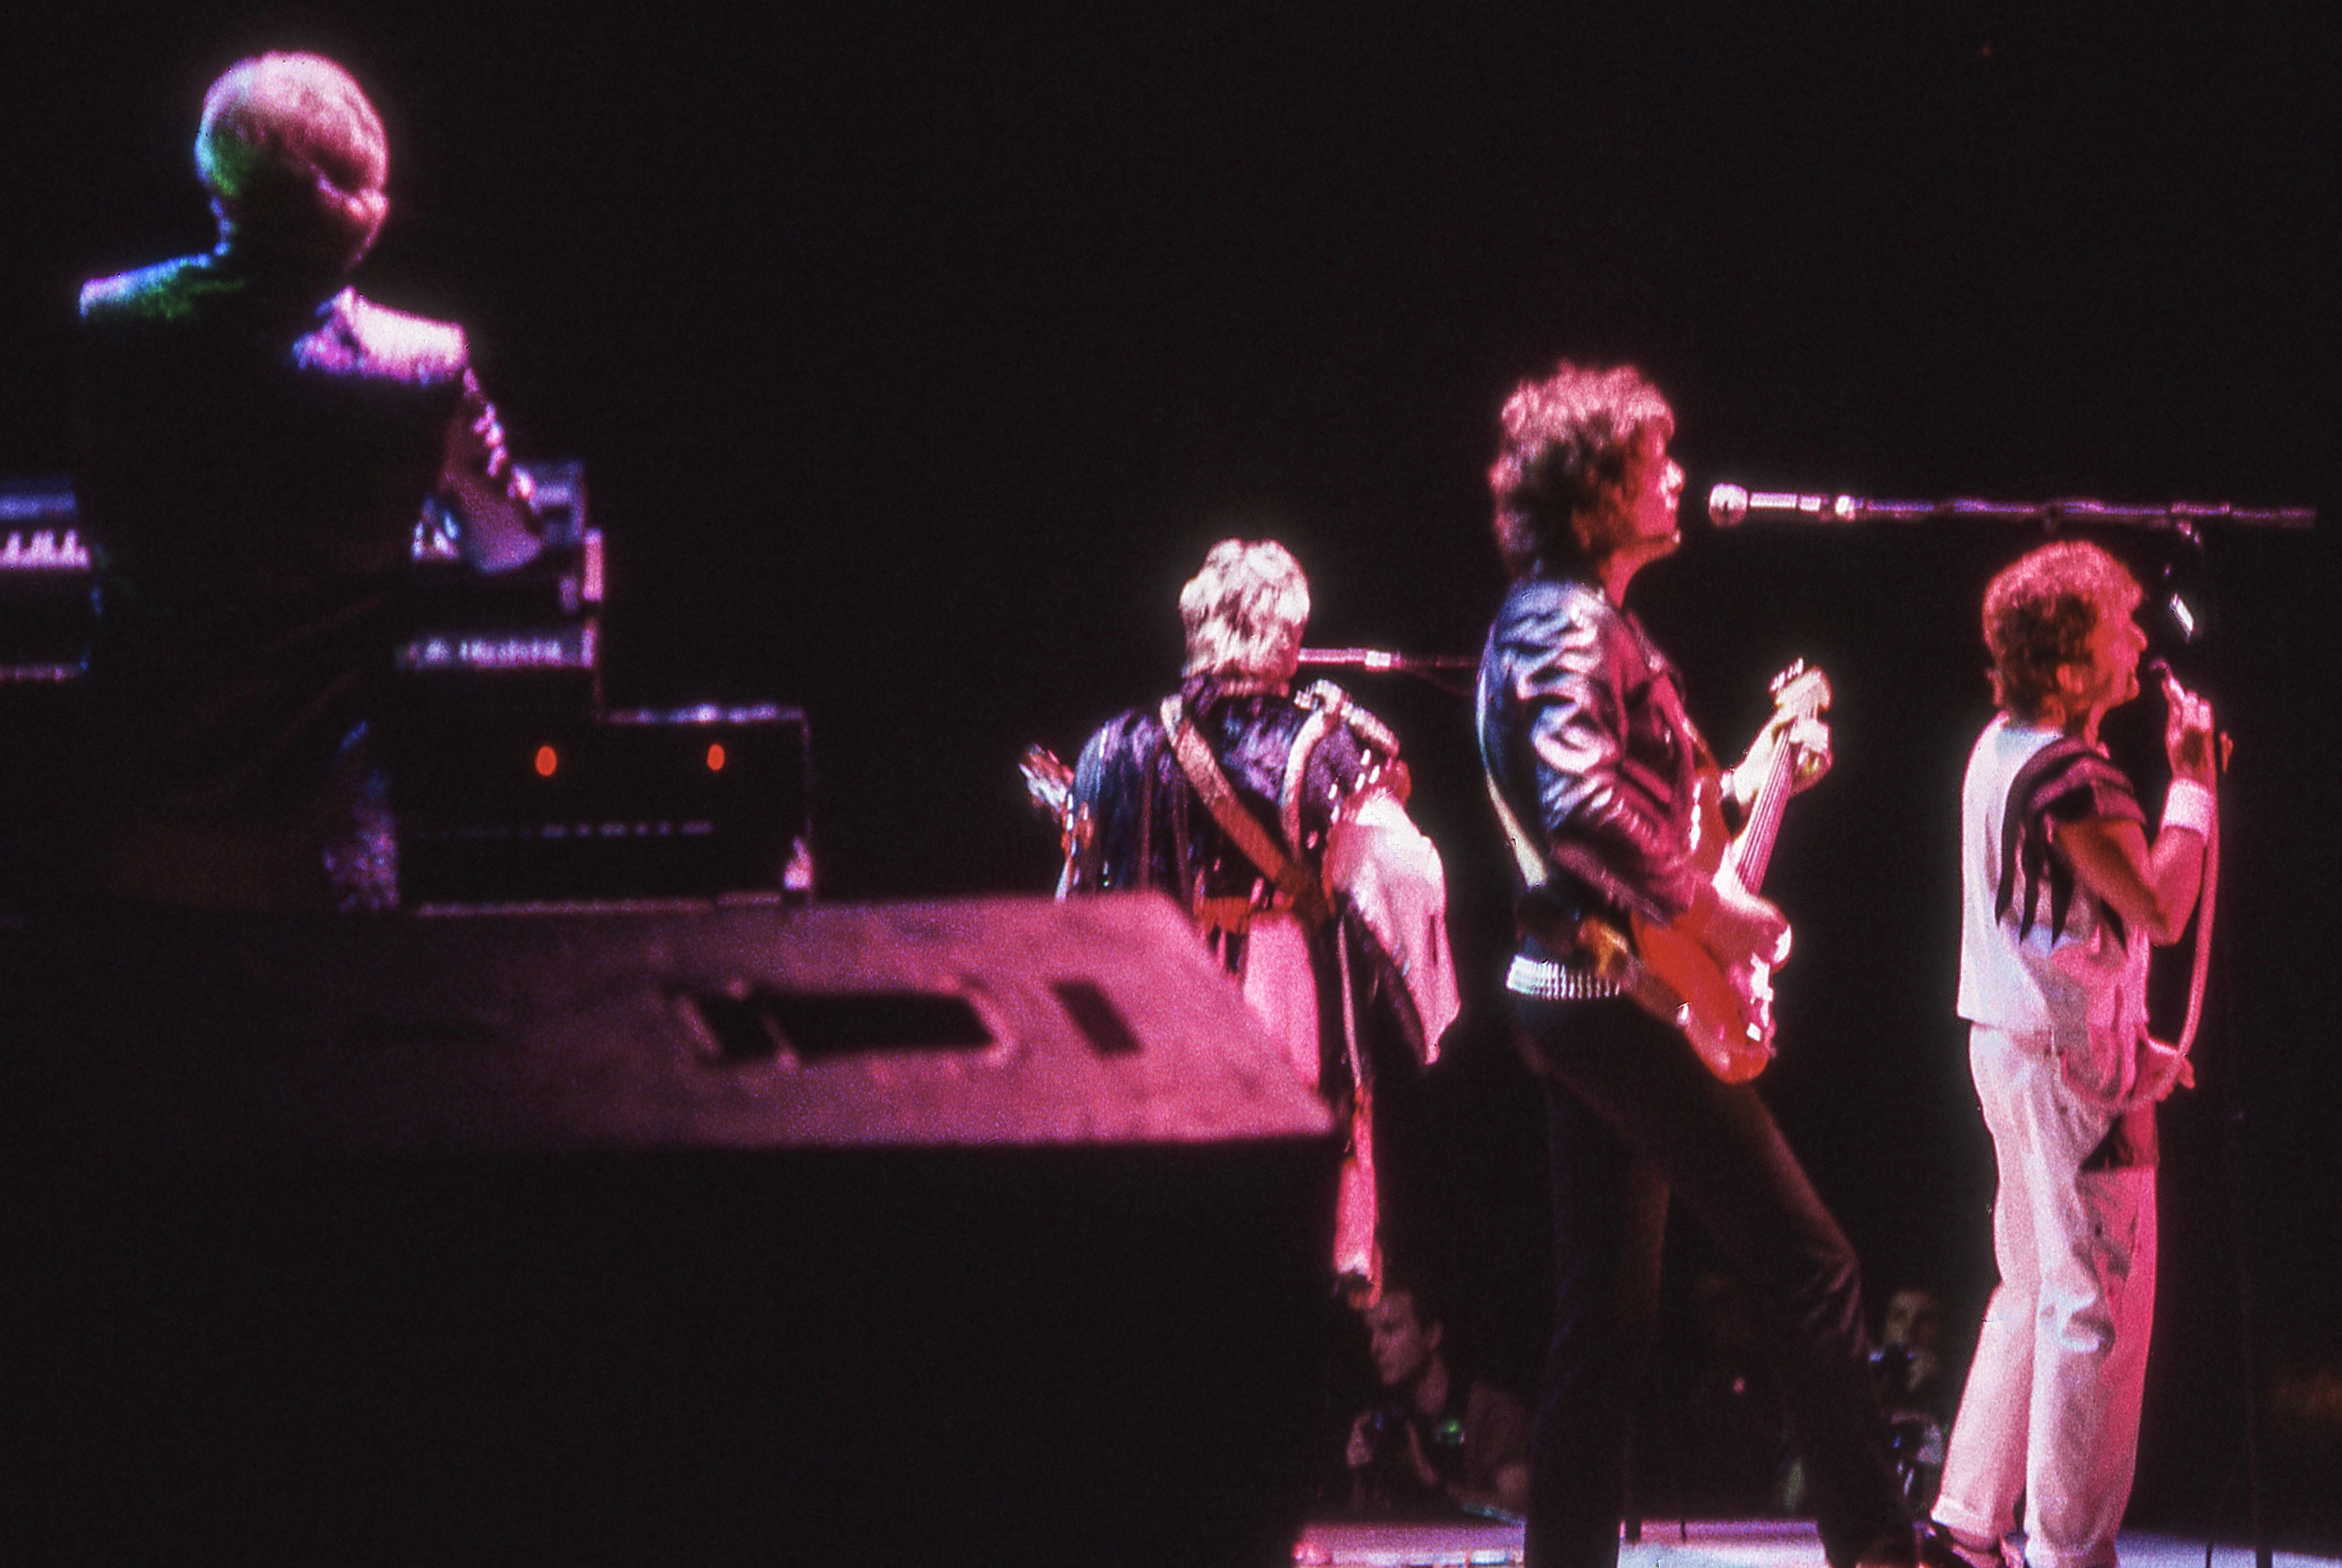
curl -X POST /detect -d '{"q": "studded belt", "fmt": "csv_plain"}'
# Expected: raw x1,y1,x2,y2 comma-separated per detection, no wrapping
1505,952,1623,1001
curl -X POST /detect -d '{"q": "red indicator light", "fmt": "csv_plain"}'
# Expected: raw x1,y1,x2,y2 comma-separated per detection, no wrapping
535,745,558,777
707,742,727,772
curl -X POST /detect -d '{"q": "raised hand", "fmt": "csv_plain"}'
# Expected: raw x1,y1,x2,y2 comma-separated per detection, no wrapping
2158,670,2222,789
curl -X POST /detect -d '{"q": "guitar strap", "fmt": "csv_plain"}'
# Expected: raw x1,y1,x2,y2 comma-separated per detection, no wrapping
1165,692,1376,1294
1280,706,1337,856
1159,695,1333,930
1472,665,1552,892
1483,771,1551,894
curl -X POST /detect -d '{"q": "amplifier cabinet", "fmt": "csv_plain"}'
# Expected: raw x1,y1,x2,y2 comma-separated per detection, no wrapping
3,895,1337,1566
389,703,813,908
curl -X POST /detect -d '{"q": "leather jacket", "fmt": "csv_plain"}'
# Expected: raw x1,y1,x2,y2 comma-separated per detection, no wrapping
1476,571,1712,941
1068,682,1367,908
73,251,530,820
63,249,537,909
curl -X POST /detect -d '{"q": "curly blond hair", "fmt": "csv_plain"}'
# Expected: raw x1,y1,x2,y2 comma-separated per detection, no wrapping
1180,539,1311,684
1981,540,2140,720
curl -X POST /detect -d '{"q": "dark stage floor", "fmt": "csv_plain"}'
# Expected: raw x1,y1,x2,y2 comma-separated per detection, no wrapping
1291,1519,2340,1568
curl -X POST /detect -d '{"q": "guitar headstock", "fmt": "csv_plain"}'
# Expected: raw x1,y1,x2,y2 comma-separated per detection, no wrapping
1767,660,1832,722
1019,744,1077,829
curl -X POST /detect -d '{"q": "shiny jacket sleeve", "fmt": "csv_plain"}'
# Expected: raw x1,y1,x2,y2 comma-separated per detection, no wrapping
306,290,542,571
438,367,544,571
1491,580,1707,924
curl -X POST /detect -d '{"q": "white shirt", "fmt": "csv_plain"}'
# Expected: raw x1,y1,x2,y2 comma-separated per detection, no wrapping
1956,713,2149,1076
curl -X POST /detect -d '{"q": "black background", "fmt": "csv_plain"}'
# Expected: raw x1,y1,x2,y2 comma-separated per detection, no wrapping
5,3,2335,1545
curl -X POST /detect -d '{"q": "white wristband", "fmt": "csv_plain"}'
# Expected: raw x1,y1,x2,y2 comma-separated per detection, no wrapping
2161,778,2216,839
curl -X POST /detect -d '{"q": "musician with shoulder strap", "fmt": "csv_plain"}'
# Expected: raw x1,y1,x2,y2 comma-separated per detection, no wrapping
1035,539,1458,1301
1475,362,1920,1568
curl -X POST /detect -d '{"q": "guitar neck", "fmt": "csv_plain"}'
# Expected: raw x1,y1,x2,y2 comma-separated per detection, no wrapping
1723,749,1796,894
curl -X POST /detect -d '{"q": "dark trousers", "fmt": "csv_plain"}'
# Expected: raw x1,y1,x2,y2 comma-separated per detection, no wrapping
1513,994,1907,1568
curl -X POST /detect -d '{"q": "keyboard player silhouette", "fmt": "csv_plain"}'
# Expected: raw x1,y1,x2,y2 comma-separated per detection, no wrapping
68,52,542,912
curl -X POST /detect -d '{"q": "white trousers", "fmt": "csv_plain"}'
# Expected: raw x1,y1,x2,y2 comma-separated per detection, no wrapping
1237,914,1379,1289
1934,1026,2156,1568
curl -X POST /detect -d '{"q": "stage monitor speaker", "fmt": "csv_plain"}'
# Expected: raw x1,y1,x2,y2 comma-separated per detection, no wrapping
4,894,1337,1566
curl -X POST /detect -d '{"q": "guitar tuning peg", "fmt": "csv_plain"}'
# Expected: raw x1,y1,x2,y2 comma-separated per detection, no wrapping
1770,659,1805,695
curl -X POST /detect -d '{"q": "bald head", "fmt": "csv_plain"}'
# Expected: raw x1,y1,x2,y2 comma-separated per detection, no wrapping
197,52,389,276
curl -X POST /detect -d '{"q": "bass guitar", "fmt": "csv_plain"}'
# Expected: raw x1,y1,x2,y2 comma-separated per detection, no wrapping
1577,661,1831,1083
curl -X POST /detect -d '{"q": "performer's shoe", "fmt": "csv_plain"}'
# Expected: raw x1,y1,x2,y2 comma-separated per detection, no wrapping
1920,1520,2019,1568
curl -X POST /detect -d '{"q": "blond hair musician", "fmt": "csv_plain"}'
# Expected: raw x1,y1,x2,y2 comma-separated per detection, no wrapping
1059,539,1457,1296
71,53,539,911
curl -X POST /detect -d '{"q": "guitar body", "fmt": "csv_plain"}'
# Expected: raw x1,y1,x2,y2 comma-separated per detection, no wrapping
1625,923,1775,1083
1625,770,1778,1083
1579,663,1830,1085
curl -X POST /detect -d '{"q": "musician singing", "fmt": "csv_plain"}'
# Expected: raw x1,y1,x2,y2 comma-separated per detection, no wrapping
69,52,537,911
1473,363,1915,1568
1926,542,2218,1568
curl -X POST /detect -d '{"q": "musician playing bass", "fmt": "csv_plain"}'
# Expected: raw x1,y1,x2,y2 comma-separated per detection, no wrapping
1474,362,1917,1568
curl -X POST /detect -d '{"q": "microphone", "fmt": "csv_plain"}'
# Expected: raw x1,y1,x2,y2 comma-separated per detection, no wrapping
1708,482,2315,531
1707,485,1871,528
1297,647,1475,673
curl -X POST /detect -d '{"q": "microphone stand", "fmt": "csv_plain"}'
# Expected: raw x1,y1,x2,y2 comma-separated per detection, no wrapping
2091,525,2271,1568
1707,482,2315,535
2180,538,2270,1568
2214,819,2271,1568
1297,648,1478,697
1825,498,2310,530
